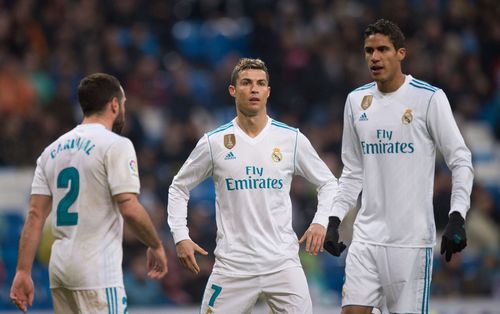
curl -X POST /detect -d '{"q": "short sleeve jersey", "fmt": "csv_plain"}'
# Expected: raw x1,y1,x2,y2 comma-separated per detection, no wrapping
32,123,140,289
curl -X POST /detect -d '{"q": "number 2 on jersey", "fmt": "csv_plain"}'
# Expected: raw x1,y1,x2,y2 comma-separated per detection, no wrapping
57,167,79,226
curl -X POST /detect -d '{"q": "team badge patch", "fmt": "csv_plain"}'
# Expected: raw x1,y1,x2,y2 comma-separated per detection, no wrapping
402,108,413,124
224,134,236,149
272,148,283,162
129,159,139,176
361,95,373,110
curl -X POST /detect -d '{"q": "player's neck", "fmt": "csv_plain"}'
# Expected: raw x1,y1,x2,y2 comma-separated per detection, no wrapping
236,113,268,138
376,72,406,93
82,115,112,131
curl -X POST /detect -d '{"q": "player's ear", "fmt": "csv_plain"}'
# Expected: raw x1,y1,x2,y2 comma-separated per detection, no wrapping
110,97,119,114
397,47,406,61
228,84,236,98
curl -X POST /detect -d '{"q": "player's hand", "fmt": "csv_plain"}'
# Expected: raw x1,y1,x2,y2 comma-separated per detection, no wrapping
323,216,346,257
146,244,168,279
176,239,208,275
299,223,326,256
10,271,34,313
440,211,467,262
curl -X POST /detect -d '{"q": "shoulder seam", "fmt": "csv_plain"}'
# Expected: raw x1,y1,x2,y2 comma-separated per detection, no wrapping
410,79,438,91
205,134,214,176
207,122,233,137
353,82,376,92
271,120,297,132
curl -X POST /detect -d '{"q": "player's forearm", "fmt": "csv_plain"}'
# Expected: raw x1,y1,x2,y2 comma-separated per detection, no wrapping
16,210,45,273
117,195,162,249
450,165,474,218
123,207,162,249
167,183,191,243
313,177,339,227
331,168,363,220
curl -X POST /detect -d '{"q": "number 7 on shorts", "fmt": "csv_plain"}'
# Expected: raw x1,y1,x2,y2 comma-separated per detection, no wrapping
208,284,222,307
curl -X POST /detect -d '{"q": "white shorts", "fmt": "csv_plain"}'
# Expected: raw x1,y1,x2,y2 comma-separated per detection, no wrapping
342,242,433,314
200,266,312,314
51,287,127,314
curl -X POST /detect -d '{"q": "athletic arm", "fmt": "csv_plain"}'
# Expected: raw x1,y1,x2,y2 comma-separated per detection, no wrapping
331,96,364,221
107,138,167,278
115,193,162,249
427,90,474,219
295,131,338,254
10,194,52,312
115,193,167,278
294,131,339,228
167,134,213,244
168,135,212,274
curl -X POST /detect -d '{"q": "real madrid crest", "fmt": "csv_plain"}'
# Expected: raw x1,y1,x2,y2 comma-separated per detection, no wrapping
361,95,373,110
402,108,413,125
224,134,236,149
272,147,283,162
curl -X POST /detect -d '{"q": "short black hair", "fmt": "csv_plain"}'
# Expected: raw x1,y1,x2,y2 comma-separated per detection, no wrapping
364,19,405,50
230,58,269,86
77,73,123,116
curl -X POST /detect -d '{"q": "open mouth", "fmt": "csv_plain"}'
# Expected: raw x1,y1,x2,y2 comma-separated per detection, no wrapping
249,97,260,102
370,65,383,74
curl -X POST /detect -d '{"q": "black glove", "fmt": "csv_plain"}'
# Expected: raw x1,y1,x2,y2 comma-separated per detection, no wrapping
323,216,346,256
440,211,467,262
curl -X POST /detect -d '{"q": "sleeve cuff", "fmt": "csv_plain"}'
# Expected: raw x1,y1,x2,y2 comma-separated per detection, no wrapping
312,213,329,229
171,227,190,244
450,208,467,220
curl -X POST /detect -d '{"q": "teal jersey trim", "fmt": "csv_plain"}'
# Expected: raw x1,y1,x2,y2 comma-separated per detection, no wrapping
271,120,297,132
207,121,234,137
409,82,437,93
206,135,214,176
293,131,298,174
410,79,438,91
106,288,111,314
422,248,432,314
106,287,118,314
353,82,376,91
412,78,438,91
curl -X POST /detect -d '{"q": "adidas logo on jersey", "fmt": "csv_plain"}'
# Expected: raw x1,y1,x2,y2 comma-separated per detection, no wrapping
224,151,236,160
359,112,368,121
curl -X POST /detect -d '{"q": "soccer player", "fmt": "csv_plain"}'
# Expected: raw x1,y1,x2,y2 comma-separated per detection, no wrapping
323,19,474,314
10,73,168,313
168,58,338,313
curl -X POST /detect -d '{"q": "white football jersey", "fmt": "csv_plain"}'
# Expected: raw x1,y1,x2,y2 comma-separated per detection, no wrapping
332,75,473,247
168,117,338,276
31,123,140,289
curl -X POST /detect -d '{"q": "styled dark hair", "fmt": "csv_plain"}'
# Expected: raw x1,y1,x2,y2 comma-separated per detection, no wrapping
230,58,269,86
77,73,123,116
364,19,406,50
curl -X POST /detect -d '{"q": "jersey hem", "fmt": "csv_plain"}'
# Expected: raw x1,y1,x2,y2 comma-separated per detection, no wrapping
211,263,302,277
50,284,125,290
352,239,436,248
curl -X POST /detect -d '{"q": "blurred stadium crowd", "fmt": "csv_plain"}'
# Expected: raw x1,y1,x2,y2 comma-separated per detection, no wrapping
0,0,499,310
